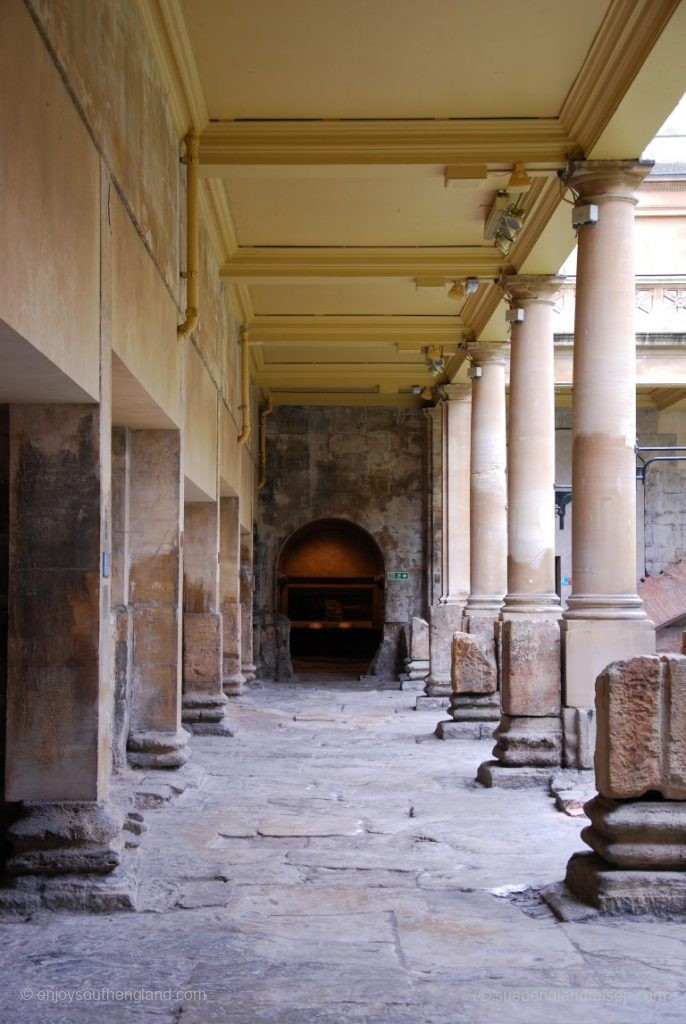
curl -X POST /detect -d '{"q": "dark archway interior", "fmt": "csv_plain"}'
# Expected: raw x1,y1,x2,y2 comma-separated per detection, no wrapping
278,519,384,676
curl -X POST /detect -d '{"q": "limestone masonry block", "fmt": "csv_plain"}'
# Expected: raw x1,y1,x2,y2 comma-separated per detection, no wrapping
410,617,430,661
183,611,222,692
595,654,686,799
501,618,561,716
451,630,497,695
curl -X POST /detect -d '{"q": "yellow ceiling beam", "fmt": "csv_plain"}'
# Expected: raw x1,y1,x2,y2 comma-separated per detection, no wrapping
221,247,506,280
246,315,464,346
200,118,572,167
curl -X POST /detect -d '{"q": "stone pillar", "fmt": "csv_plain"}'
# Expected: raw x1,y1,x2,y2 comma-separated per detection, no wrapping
562,160,655,767
219,496,245,695
4,405,122,879
0,406,10,860
400,617,430,690
415,405,443,709
552,655,686,916
127,430,188,768
423,386,471,704
182,502,233,735
479,277,563,786
438,342,508,738
240,529,256,683
111,427,132,773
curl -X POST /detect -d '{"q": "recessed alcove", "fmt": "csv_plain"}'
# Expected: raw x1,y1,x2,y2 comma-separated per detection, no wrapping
277,518,384,676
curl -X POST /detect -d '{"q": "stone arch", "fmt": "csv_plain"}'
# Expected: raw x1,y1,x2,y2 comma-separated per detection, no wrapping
276,518,385,675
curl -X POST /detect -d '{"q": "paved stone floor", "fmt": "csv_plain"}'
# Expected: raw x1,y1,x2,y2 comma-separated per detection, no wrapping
2,681,686,1023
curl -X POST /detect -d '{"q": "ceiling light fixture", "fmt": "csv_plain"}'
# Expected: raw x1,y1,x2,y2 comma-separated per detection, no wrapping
447,276,480,301
507,163,533,194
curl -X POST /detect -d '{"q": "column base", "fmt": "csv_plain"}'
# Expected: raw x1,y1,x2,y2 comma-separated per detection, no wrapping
399,677,425,691
449,690,500,722
4,801,123,877
501,618,561,717
563,851,686,917
428,602,464,688
127,728,190,769
492,714,562,767
422,680,452,697
182,692,235,736
415,694,450,711
223,672,246,696
401,658,430,680
582,794,686,869
476,761,556,789
451,622,498,696
435,720,496,741
562,707,596,769
241,662,257,684
562,616,655,709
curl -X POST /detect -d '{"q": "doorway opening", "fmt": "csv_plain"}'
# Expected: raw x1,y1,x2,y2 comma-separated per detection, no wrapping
277,519,384,677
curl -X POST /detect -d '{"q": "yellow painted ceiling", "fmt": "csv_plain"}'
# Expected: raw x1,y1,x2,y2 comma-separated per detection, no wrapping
211,166,498,247
183,0,609,119
170,0,686,403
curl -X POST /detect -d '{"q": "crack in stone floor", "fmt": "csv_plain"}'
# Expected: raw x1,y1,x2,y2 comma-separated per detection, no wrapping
2,682,686,1023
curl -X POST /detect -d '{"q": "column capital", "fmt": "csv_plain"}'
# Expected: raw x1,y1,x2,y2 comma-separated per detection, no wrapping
437,383,472,403
566,159,653,205
501,274,564,306
466,340,509,367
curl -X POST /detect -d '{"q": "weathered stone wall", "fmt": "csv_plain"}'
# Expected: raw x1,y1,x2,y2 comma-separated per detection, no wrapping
639,407,686,576
255,406,427,679
556,406,686,598
0,407,11,849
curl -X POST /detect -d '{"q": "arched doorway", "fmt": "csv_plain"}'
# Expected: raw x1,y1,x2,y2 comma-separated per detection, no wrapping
277,519,384,676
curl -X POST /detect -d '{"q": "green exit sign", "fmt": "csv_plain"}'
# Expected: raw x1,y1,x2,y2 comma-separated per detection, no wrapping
387,571,409,580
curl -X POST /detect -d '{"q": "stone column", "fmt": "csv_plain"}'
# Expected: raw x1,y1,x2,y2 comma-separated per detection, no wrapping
182,502,233,735
111,427,132,773
438,342,508,738
240,529,256,683
4,405,123,882
127,430,189,768
220,496,245,695
562,160,655,767
421,387,471,706
415,405,443,709
400,616,431,689
478,277,563,786
549,654,686,916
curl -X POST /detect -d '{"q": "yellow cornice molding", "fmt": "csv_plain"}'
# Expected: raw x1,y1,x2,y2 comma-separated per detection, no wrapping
200,118,572,167
135,0,208,136
221,247,506,280
254,364,439,388
247,315,464,346
559,0,680,156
